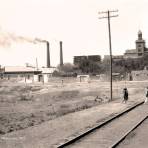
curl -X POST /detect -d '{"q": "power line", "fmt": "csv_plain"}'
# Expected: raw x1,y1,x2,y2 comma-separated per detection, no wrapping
98,10,118,101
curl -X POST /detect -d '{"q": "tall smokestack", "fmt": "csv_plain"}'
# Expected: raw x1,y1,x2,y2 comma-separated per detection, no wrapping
36,57,39,70
60,41,63,66
47,41,50,68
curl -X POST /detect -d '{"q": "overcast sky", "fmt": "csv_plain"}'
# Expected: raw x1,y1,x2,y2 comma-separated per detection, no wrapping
0,0,148,67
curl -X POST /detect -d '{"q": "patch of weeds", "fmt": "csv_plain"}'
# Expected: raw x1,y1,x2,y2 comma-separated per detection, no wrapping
0,130,5,135
31,86,42,92
19,93,33,101
61,90,79,98
60,104,70,108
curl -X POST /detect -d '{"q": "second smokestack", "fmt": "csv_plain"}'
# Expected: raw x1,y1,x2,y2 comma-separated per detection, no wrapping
60,41,63,66
47,41,50,68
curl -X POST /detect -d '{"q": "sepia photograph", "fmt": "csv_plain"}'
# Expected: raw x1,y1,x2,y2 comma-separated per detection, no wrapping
0,0,148,147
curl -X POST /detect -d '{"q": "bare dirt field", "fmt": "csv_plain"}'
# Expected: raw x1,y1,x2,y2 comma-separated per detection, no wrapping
0,77,147,135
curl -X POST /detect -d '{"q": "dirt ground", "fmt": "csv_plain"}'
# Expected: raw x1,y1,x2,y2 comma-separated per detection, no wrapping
0,77,147,135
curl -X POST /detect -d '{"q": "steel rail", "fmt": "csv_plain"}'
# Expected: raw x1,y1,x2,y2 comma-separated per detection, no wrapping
110,115,148,148
57,101,144,148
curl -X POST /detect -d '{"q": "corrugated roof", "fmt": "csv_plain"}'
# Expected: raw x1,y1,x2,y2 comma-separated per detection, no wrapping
4,66,38,72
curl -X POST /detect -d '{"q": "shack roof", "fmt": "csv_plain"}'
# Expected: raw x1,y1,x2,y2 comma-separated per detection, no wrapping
4,66,41,74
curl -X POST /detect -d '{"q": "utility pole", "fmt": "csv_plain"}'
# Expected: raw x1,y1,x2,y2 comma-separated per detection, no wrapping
98,10,118,101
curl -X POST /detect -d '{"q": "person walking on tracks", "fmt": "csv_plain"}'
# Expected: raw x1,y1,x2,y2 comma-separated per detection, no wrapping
123,88,128,103
144,87,148,104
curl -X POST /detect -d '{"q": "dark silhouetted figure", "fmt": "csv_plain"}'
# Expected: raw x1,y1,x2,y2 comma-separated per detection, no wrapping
144,87,148,104
123,88,128,103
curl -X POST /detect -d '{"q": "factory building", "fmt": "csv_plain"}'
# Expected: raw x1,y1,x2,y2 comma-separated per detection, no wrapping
3,66,41,77
73,55,101,65
0,66,57,83
0,66,41,82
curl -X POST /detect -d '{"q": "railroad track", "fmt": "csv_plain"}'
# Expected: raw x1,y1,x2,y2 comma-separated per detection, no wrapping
110,115,148,148
57,101,147,148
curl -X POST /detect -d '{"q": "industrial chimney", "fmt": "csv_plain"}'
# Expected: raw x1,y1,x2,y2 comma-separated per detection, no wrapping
60,41,63,66
46,41,50,68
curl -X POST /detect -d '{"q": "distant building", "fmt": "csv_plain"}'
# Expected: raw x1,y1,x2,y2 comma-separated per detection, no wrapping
87,55,101,62
104,30,148,61
74,55,101,65
73,56,87,65
131,69,148,81
3,66,41,78
124,49,138,59
103,55,124,62
124,30,148,58
40,67,57,82
0,66,57,83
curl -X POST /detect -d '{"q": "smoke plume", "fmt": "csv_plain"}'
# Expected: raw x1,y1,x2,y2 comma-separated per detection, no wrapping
35,38,48,43
0,30,36,47
0,28,50,48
